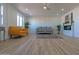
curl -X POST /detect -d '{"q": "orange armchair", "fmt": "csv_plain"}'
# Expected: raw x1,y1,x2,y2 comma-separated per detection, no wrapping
8,26,28,38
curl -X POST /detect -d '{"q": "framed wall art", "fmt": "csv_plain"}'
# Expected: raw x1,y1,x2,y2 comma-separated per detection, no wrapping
63,12,73,30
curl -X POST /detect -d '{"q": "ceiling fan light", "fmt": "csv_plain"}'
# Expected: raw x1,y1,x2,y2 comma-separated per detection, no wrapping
57,13,59,16
61,8,64,11
43,6,47,10
25,8,28,11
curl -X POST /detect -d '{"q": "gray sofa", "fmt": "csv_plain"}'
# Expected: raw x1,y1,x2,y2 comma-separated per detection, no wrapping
36,27,53,34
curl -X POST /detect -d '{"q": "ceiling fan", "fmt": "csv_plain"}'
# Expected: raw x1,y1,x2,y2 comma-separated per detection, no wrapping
43,3,50,10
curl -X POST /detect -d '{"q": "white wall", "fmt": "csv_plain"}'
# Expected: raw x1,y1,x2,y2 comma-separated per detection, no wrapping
62,6,79,38
29,16,61,34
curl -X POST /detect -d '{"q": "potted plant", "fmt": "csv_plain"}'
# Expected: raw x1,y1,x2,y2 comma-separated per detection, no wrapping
25,22,29,28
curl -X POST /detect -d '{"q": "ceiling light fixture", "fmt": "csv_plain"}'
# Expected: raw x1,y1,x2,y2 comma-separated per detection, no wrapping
61,8,64,11
43,6,47,10
43,3,49,10
57,13,59,16
25,8,28,11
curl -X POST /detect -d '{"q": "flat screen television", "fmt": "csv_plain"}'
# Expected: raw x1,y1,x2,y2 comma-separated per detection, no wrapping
64,25,71,30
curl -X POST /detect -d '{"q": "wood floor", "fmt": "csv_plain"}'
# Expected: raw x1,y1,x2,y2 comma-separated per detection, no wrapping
0,34,79,55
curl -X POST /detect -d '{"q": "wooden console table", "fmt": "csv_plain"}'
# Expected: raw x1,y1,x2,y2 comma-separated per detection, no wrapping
0,27,5,41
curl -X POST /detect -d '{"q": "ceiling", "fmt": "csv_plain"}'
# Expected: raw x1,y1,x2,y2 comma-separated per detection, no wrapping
12,3,79,17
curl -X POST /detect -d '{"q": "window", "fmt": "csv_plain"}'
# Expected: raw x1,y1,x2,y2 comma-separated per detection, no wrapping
17,13,24,27
17,14,20,26
0,4,3,25
19,16,22,26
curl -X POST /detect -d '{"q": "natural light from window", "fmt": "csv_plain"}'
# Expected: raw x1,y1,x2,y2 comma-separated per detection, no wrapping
0,4,3,25
17,13,24,27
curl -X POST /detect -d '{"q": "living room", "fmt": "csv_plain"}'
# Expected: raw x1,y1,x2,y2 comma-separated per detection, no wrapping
0,3,79,55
